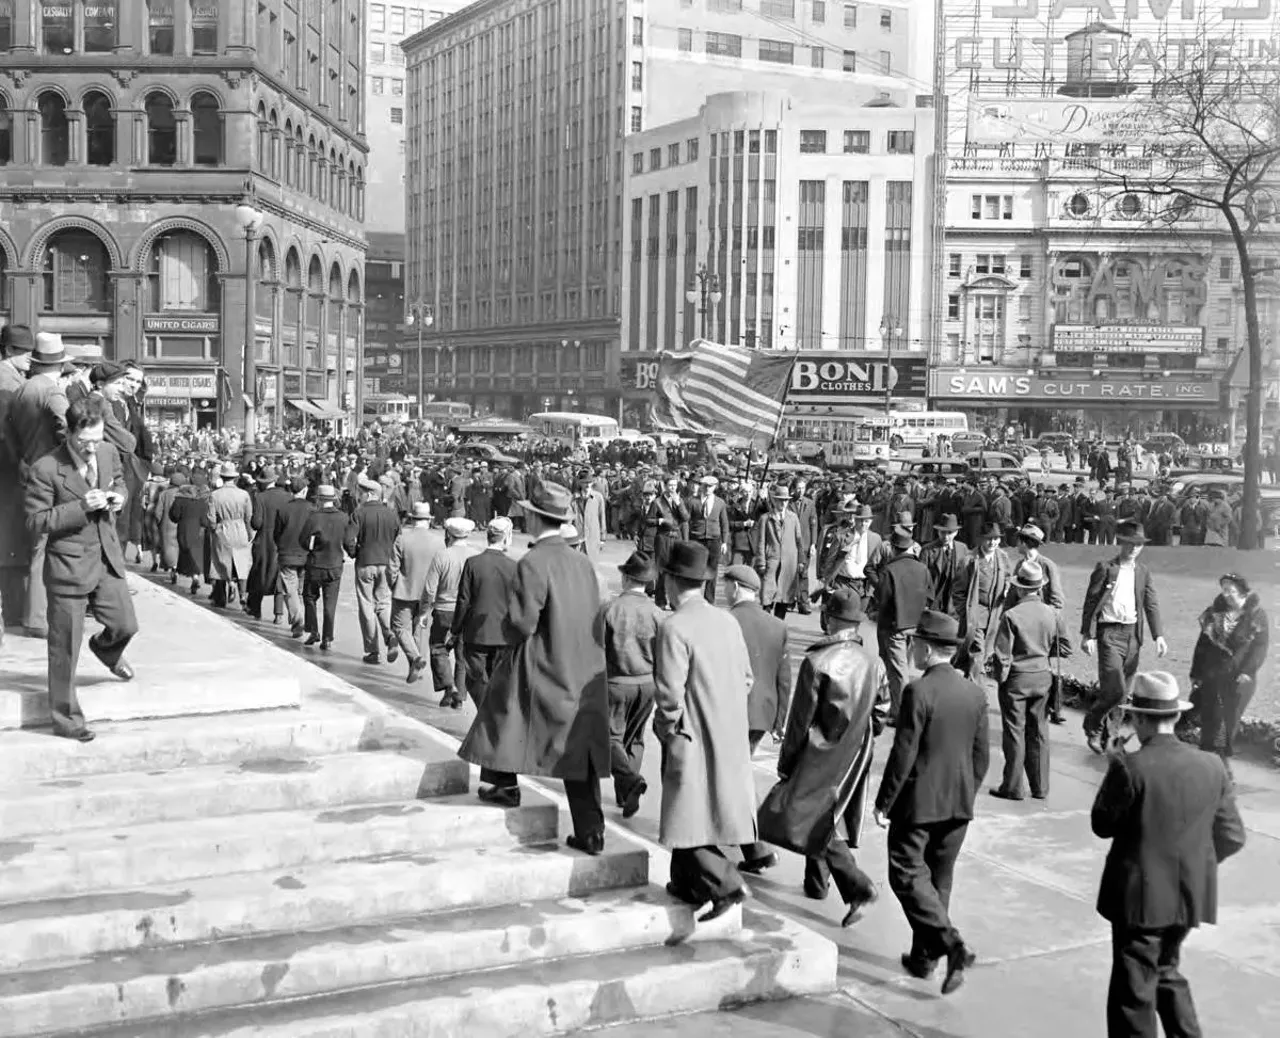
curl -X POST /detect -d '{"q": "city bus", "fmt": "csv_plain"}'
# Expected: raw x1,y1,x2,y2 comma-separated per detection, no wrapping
363,393,413,423
887,410,969,450
527,411,620,450
783,415,892,469
418,400,472,426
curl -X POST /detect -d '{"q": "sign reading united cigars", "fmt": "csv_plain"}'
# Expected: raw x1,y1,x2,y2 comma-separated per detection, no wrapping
143,316,220,334
622,352,927,399
931,368,1221,405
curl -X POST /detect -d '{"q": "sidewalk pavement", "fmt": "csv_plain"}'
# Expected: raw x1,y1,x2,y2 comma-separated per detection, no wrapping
134,537,1280,1038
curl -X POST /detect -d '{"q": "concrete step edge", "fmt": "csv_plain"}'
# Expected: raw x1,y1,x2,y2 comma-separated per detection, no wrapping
0,888,742,1038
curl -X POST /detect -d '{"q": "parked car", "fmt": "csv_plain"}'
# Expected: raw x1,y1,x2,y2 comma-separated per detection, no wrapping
1168,473,1280,530
906,460,971,480
1034,432,1076,451
964,451,1025,479
451,442,520,465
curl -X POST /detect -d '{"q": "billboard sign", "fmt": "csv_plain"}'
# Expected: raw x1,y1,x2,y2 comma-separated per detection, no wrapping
1051,324,1205,352
930,367,1220,404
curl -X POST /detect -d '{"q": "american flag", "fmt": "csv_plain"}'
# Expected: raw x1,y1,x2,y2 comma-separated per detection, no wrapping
649,340,797,447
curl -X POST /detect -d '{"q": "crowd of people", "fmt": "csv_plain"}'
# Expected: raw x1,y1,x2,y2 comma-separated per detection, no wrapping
0,322,1267,1034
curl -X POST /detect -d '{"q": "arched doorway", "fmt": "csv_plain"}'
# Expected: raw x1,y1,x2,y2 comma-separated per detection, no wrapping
40,227,114,357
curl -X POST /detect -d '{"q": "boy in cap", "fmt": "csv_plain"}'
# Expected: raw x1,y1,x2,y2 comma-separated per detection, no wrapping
450,516,518,703
424,516,478,708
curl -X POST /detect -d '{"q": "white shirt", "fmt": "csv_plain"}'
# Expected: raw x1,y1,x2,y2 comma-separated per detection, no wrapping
1099,558,1138,625
841,533,867,579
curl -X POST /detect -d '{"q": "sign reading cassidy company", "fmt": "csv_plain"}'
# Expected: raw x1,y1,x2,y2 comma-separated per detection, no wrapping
931,368,1220,405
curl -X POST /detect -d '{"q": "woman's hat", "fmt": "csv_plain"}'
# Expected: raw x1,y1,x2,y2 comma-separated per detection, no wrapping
913,610,961,646
663,540,713,581
1117,521,1147,545
933,513,961,533
1125,671,1191,715
90,360,129,385
619,551,656,582
1018,522,1046,544
1011,559,1047,590
519,481,573,522
1219,572,1250,594
823,587,866,624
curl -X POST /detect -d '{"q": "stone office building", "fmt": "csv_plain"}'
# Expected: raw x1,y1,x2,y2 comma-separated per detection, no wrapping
0,0,368,432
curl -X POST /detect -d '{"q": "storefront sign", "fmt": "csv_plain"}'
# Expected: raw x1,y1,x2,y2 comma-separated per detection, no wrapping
931,368,1220,405
283,372,302,396
144,372,218,398
1052,324,1204,353
790,354,927,399
144,315,220,334
620,354,661,392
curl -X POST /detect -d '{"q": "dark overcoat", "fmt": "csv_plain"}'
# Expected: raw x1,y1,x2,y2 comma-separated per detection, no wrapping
248,485,293,596
729,599,792,735
757,629,888,855
169,484,211,578
458,535,609,780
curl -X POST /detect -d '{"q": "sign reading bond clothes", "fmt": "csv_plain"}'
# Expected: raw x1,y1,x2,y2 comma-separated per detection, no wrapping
789,353,927,400
931,368,1221,405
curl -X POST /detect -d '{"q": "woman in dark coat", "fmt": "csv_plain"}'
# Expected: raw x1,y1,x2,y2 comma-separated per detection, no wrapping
169,469,212,595
1189,573,1269,765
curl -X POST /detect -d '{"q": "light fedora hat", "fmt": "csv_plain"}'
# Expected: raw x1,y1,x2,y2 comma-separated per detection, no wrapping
1125,671,1192,716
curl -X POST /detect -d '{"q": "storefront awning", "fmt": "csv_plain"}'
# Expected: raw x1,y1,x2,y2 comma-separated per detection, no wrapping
308,399,345,421
286,398,324,417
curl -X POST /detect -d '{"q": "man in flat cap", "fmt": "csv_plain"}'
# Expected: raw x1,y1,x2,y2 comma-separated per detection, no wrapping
0,324,35,635
344,473,401,664
451,516,518,704
424,516,478,708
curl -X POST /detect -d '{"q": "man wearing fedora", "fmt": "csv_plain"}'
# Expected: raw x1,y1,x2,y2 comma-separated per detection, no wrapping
875,610,989,995
387,501,439,683
1091,671,1245,1038
205,460,254,610
273,475,314,638
990,560,1072,801
872,526,930,722
920,514,969,619
344,474,402,665
300,485,348,650
25,395,137,742
596,549,664,818
757,587,887,928
451,516,518,704
954,522,1013,683
653,540,756,922
423,516,478,708
8,332,72,636
246,467,291,623
1014,520,1067,723
753,483,804,619
458,482,610,857
685,474,730,603
641,475,688,608
815,501,881,611
0,324,36,635
1081,520,1167,754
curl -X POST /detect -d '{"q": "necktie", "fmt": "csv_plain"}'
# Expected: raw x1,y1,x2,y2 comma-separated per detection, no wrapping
85,451,98,490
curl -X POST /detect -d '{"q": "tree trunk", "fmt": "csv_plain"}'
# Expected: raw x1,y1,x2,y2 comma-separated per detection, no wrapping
1233,220,1263,551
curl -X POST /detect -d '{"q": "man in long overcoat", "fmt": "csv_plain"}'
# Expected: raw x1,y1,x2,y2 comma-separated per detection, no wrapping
205,460,254,608
654,540,757,922
753,484,803,618
571,476,607,561
247,466,291,621
953,522,1013,682
0,324,35,632
458,482,610,853
757,588,888,927
169,468,211,594
641,475,689,608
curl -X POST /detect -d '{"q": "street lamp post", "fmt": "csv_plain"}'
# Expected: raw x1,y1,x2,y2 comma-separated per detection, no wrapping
685,265,722,341
235,203,266,446
879,315,903,418
406,302,434,420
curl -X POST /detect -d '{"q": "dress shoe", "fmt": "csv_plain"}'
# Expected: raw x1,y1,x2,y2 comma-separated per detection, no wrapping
54,727,95,743
304,633,320,646
362,653,382,665
273,615,283,626
665,881,701,906
1049,712,1066,725
698,888,746,923
89,640,134,681
319,640,332,652
941,944,974,995
565,831,605,856
386,646,400,664
738,852,779,875
989,788,1024,802
1031,791,1048,801
900,952,937,979
291,625,306,639
841,884,879,928
803,883,830,901
169,571,179,585
407,657,427,684
620,780,646,820
1085,729,1105,755
477,785,521,808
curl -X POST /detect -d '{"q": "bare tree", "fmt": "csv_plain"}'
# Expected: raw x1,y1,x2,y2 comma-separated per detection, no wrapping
1091,51,1280,549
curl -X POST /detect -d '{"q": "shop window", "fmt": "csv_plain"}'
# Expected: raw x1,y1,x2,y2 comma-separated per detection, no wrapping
192,2,218,54
83,91,114,166
42,2,75,53
84,1,116,52
0,99,11,166
42,231,110,313
38,92,69,167
0,5,11,49
191,92,223,165
148,231,220,312
146,93,177,166
147,0,174,54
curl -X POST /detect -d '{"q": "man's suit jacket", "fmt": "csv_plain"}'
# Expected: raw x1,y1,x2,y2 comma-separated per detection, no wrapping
8,374,69,468
874,662,990,825
24,441,129,595
1080,557,1162,644
387,524,438,600
273,497,316,568
920,538,970,614
1091,734,1245,929
789,496,819,554
452,547,519,646
730,599,792,734
685,494,730,547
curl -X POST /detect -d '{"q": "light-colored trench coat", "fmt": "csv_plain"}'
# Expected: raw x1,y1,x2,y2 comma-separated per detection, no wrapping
653,595,757,849
205,483,253,581
752,506,803,608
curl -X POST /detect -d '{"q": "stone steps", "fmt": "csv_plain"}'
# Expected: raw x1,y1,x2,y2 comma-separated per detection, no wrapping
0,793,559,902
53,911,834,1038
0,889,742,1038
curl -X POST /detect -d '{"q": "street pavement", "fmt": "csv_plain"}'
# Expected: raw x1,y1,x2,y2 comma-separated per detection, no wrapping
140,533,1280,1038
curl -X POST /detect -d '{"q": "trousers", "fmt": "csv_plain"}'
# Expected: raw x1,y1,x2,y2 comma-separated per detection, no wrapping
47,572,138,734
670,846,744,905
278,566,305,628
1086,623,1140,734
804,838,876,905
462,644,504,706
390,599,424,663
740,729,773,862
303,567,342,642
997,670,1052,797
428,609,457,693
877,627,911,720
481,760,604,839
354,564,394,655
1107,926,1201,1038
887,818,969,961
25,532,47,631
607,678,655,803
697,540,721,603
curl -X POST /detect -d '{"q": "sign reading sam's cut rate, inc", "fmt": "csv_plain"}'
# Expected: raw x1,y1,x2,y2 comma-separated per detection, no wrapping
931,368,1220,404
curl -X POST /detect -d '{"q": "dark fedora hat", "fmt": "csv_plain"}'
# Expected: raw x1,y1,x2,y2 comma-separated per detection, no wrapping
844,502,874,519
619,550,656,582
933,513,961,533
1117,521,1148,545
663,540,713,582
913,610,961,647
979,522,1003,540
0,324,36,352
890,527,915,550
823,587,866,624
519,481,573,523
